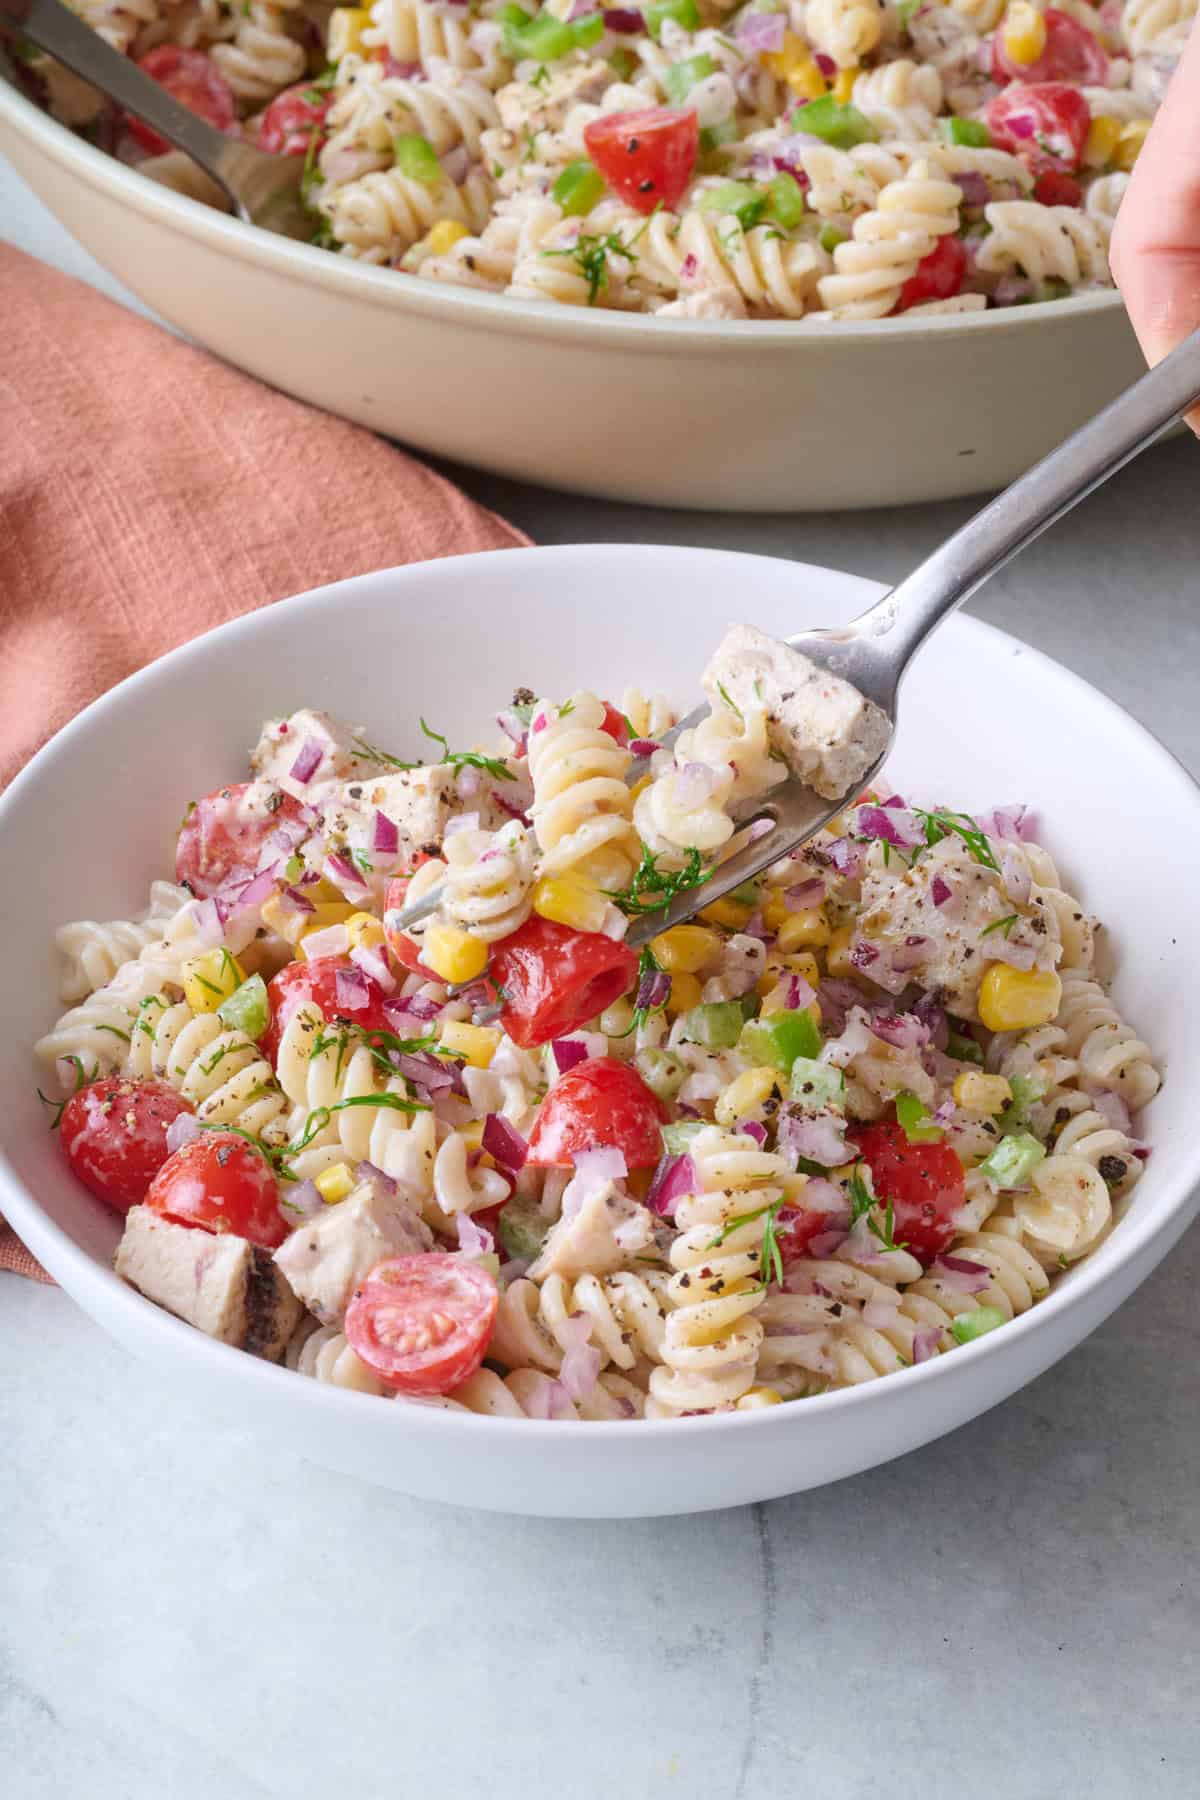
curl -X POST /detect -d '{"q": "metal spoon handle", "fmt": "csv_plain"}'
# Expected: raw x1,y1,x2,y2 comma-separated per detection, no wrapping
846,324,1200,704
0,0,237,205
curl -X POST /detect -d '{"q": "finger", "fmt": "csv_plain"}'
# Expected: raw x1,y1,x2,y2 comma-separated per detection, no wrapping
1111,20,1200,374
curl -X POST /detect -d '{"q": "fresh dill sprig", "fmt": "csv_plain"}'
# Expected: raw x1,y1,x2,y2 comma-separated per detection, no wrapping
715,681,744,725
36,1054,95,1130
979,912,1018,939
847,1160,906,1252
914,807,1000,872
707,1195,786,1291
419,719,515,783
605,845,712,918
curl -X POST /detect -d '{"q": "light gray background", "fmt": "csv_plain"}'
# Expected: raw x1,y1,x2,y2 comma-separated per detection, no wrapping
3,160,1198,1800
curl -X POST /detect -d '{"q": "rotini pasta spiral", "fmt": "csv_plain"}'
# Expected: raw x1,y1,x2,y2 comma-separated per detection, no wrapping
634,696,780,862
210,1,305,101
440,820,535,944
1012,1153,1112,1263
124,995,291,1141
35,959,169,1077
1121,0,1196,52
490,1269,672,1373
648,1128,789,1414
321,164,491,260
975,202,1112,286
286,1318,389,1394
806,0,886,66
1055,972,1161,1109
361,0,486,71
527,692,640,889
817,159,962,318
54,880,192,1005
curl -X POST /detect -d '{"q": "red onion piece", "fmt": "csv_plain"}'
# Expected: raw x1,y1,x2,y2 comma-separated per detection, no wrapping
932,1254,991,1294
813,49,835,74
647,1152,696,1218
736,9,785,49
350,943,396,995
603,6,643,29
816,977,863,1033
636,968,672,1013
780,972,817,1012
455,1211,494,1259
629,738,660,757
304,922,350,961
953,170,990,207
853,803,926,850
279,885,317,916
784,877,826,909
673,761,716,809
373,810,399,856
334,965,372,1013
825,836,865,879
281,1178,324,1223
355,1160,398,1197
1090,1089,1132,1133
393,1051,456,1095
551,1037,589,1074
912,991,949,1052
384,994,441,1027
869,1010,931,1051
482,1112,528,1173
223,864,278,921
776,1104,848,1170
325,853,370,899
289,736,324,785
187,897,224,949
165,1112,202,1154
912,1324,942,1364
931,876,953,908
736,1118,768,1146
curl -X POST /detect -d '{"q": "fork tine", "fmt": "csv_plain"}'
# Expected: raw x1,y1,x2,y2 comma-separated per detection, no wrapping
623,778,849,950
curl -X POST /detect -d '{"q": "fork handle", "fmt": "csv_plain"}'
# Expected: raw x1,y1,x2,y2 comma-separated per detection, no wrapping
0,0,238,206
845,323,1200,704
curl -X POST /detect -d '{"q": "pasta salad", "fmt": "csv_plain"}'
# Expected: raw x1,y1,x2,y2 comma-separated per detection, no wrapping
36,644,1161,1420
19,0,1190,317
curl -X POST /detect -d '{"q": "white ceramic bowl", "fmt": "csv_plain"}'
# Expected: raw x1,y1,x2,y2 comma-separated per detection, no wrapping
3,544,1196,1517
0,65,1149,511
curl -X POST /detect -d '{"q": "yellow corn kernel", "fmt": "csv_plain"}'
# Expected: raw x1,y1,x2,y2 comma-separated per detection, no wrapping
700,896,754,931
786,58,827,101
737,1385,783,1409
261,892,305,946
532,873,609,934
757,950,821,1000
952,1070,1013,1114
824,924,855,979
421,922,489,985
181,948,244,1015
1114,119,1150,171
765,31,810,75
652,924,721,974
714,1066,779,1126
777,908,831,952
978,964,1063,1032
327,5,369,59
345,911,386,953
630,773,652,800
665,971,703,1016
296,902,358,956
439,1019,501,1068
1083,114,1122,169
832,66,858,102
1000,1,1047,65
459,1119,485,1152
315,1162,356,1204
426,218,469,256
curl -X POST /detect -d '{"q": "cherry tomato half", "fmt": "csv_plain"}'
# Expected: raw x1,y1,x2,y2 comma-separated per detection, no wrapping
990,9,1108,86
984,81,1090,175
146,1131,286,1248
61,1077,195,1216
128,47,236,157
526,1057,668,1170
176,780,308,899
488,917,639,1049
849,1120,966,1267
262,955,393,1067
345,1254,498,1394
896,234,967,312
583,107,699,214
1033,169,1084,207
600,703,630,745
258,81,330,156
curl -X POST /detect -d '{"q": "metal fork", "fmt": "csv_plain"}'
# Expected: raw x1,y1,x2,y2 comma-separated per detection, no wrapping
0,0,312,233
390,324,1200,957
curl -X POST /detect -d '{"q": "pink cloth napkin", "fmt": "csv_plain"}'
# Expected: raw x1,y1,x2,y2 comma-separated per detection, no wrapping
0,241,531,1280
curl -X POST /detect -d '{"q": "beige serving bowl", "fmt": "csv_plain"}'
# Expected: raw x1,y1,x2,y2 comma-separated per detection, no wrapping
0,64,1147,510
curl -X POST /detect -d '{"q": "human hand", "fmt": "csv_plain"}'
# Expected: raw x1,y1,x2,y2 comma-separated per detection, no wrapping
1110,21,1200,429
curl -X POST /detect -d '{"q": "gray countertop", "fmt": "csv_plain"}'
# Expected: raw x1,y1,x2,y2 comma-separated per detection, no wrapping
3,158,1199,1800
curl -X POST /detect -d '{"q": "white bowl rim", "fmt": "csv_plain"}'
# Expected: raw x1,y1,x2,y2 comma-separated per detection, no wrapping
0,66,1126,348
0,542,1195,1443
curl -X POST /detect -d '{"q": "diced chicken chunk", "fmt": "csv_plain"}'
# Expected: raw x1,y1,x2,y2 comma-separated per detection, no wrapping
702,623,891,802
115,1207,302,1358
496,61,613,136
250,709,390,801
273,1178,434,1326
853,836,1061,1019
318,764,525,897
530,1180,655,1281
